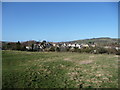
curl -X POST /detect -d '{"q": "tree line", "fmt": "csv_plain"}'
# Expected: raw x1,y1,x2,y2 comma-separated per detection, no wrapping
2,41,120,55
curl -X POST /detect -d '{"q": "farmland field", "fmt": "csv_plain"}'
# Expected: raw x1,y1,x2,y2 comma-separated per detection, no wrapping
2,50,118,88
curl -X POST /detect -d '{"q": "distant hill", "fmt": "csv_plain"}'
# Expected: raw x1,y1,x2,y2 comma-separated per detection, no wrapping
1,37,119,46
65,37,118,45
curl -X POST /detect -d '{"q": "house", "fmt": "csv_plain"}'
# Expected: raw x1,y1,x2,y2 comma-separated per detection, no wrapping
75,44,82,49
53,43,56,47
26,46,32,50
67,43,81,49
81,44,89,48
115,47,120,51
63,43,67,47
91,44,96,47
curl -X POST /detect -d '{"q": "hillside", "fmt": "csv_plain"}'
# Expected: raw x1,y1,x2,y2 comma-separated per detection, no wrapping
65,37,118,45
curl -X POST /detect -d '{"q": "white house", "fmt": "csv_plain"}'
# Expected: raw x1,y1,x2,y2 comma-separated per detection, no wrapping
53,43,56,46
68,43,81,49
115,47,120,51
26,46,32,50
104,46,112,49
81,44,89,48
91,44,96,47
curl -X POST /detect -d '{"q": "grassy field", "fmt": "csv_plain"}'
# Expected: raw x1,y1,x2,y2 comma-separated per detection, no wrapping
2,50,118,88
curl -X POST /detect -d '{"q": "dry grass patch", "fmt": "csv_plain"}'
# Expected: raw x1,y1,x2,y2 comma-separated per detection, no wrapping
79,60,93,64
64,58,72,61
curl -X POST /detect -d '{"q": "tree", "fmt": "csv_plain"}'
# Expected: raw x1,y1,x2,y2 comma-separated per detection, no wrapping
16,41,21,50
21,46,26,51
31,44,34,51
56,47,60,52
41,40,46,45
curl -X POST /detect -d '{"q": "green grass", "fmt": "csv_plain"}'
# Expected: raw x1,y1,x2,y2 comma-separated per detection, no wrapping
2,50,118,88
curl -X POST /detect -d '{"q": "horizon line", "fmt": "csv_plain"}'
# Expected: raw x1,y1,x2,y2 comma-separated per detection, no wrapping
1,37,119,42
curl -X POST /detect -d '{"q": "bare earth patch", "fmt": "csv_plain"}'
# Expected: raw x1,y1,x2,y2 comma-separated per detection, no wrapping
114,55,119,58
89,56,95,58
64,58,72,61
80,60,93,64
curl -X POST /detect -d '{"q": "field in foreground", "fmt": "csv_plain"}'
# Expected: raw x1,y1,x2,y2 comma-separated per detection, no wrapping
2,50,118,88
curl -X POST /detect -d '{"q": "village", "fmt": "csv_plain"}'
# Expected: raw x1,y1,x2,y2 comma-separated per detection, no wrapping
26,40,94,51
2,38,120,55
25,40,119,54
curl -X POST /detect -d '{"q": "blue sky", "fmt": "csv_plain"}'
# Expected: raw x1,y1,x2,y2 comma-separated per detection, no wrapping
2,2,118,42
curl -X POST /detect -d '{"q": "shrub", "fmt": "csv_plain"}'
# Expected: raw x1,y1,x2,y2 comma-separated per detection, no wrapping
56,47,60,52
106,48,117,54
81,47,93,53
96,47,108,54
49,46,55,51
60,47,67,52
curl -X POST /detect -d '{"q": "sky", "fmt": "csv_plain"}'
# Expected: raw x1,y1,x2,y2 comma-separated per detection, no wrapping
2,2,118,42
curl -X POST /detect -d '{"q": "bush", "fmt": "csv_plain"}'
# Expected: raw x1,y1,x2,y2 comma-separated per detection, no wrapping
60,47,67,52
21,46,26,51
106,48,118,54
96,47,108,54
73,47,79,52
49,46,55,51
56,47,60,52
115,51,120,55
81,47,93,53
